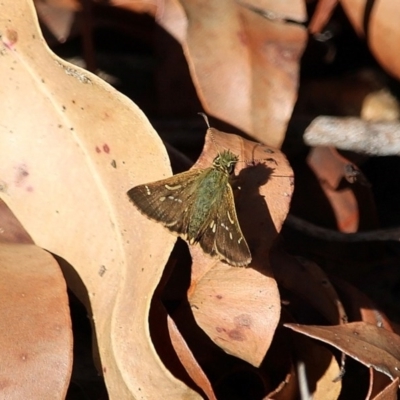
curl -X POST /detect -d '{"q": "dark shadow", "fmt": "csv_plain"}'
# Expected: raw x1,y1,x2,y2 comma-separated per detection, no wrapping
235,162,283,274
51,254,107,400
363,0,376,41
66,290,108,400
150,239,271,400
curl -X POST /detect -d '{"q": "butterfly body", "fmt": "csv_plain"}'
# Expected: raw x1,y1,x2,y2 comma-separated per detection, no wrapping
128,150,251,266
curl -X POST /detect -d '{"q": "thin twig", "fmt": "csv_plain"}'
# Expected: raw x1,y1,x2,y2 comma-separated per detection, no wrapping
286,214,400,242
304,116,400,156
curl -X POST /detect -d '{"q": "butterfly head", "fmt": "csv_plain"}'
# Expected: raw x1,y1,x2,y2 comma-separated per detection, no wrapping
213,150,239,175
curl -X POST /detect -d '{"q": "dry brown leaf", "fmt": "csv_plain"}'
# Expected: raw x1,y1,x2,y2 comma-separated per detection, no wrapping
371,377,399,400
184,128,293,367
308,0,338,34
167,315,217,400
368,369,395,400
341,0,400,80
175,0,307,147
332,278,394,399
34,1,77,43
285,322,400,382
189,263,279,367
0,243,72,398
0,0,201,398
307,147,361,233
34,0,80,10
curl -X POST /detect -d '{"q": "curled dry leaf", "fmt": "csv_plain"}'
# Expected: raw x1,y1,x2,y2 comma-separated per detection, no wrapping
306,146,359,233
332,278,394,399
167,315,217,400
285,322,400,382
119,0,307,147
341,0,400,80
187,128,293,367
368,368,395,400
176,0,307,147
0,0,200,398
0,243,72,399
189,263,280,368
34,1,77,43
371,377,399,400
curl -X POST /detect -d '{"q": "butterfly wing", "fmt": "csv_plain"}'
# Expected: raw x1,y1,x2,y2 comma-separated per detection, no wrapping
199,184,251,267
127,169,204,238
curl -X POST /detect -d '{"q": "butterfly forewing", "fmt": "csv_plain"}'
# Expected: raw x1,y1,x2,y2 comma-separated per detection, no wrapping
128,169,204,236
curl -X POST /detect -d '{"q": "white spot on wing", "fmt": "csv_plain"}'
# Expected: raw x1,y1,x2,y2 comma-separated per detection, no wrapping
165,184,182,190
221,223,229,231
165,220,178,227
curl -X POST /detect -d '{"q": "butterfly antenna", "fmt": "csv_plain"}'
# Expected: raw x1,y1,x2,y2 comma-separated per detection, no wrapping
198,112,211,128
198,112,220,155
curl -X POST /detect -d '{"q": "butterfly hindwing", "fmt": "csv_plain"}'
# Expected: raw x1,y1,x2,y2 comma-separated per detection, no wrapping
198,183,251,267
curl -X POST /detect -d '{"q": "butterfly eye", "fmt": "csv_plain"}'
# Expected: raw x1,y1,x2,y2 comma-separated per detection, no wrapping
227,162,235,174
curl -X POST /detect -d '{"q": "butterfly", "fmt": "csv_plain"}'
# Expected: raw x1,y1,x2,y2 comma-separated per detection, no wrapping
127,149,251,267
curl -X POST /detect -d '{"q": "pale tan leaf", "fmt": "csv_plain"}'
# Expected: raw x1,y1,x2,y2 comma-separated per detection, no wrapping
0,0,200,398
0,243,72,399
189,263,280,367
